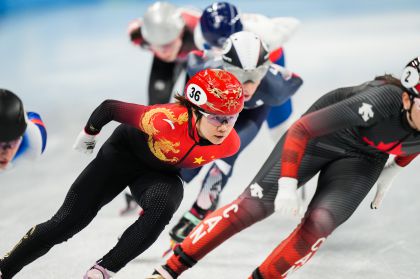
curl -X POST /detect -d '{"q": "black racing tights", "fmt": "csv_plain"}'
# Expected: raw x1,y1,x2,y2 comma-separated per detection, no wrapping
0,142,184,278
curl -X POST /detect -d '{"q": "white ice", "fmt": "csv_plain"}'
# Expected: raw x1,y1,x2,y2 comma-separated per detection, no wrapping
1,1,420,278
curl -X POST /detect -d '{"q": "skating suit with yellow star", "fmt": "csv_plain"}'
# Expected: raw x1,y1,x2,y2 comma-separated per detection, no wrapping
84,100,240,169
0,100,240,279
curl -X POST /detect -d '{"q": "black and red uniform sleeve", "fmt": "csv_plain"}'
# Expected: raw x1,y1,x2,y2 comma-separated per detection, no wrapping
128,19,148,47
84,100,147,135
281,84,402,178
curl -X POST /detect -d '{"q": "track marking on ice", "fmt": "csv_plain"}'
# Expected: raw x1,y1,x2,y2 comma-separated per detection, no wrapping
377,240,406,254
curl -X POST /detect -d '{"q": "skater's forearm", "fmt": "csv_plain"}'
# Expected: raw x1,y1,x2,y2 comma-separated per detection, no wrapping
85,99,147,134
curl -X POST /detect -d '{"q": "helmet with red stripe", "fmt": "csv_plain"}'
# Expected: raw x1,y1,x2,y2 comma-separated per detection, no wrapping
184,69,244,115
401,57,420,96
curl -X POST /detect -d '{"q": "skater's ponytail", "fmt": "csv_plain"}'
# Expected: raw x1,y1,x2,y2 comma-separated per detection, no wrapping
174,94,204,120
174,94,204,140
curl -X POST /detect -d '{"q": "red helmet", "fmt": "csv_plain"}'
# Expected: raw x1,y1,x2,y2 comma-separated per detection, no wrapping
184,69,244,115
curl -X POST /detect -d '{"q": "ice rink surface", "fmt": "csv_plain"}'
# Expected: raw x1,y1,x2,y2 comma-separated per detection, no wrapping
1,1,420,278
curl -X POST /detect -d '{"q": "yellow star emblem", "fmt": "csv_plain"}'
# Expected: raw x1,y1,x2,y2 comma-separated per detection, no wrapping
193,156,206,165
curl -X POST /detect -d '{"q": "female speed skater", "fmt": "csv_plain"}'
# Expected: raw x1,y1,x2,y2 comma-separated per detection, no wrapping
149,57,420,279
0,69,244,279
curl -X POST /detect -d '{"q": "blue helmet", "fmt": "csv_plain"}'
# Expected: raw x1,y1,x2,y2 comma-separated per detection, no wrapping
200,2,243,48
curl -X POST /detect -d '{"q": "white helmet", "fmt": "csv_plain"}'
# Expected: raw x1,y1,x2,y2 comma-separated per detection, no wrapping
142,2,185,46
222,31,270,83
401,57,420,96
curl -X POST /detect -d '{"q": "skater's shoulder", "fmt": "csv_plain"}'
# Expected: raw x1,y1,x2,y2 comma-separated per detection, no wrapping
141,103,189,130
147,103,188,115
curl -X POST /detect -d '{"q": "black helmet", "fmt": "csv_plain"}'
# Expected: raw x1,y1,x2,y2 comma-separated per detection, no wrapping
0,89,27,142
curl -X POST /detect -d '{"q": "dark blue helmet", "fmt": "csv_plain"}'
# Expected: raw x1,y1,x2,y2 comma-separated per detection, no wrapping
200,2,243,48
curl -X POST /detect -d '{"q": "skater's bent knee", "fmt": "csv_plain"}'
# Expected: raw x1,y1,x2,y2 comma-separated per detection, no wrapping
143,184,183,215
237,197,273,221
218,198,271,230
305,207,336,236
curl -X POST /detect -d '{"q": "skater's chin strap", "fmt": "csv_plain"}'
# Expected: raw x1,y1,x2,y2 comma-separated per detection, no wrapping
186,106,203,142
186,107,212,145
186,106,195,140
173,245,197,268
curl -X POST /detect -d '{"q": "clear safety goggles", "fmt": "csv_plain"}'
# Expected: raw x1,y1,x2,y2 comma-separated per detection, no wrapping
198,110,239,127
223,62,270,83
0,138,21,150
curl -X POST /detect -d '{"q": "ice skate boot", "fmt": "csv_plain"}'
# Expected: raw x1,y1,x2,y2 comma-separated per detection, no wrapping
83,264,114,279
169,206,211,243
145,265,178,279
162,205,212,257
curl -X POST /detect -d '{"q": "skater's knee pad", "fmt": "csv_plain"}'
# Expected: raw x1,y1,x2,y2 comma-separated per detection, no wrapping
141,178,184,218
237,196,274,222
223,197,271,232
304,207,336,238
